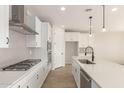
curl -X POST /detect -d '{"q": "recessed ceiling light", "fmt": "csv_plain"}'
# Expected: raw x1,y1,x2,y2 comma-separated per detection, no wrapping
112,8,118,11
60,7,66,11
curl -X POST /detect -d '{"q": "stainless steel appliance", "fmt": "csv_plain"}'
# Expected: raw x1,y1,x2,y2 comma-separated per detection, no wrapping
80,68,92,88
2,59,41,71
9,5,38,35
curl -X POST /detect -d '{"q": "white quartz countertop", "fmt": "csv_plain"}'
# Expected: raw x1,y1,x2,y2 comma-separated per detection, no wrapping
0,71,26,88
0,60,42,88
73,56,124,88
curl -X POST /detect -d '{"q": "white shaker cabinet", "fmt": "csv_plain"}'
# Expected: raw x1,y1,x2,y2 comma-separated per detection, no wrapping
65,32,79,42
26,16,41,47
35,17,42,47
11,69,39,88
47,23,52,42
10,62,51,88
72,60,80,88
41,22,52,42
41,22,48,47
21,72,38,88
0,5,9,48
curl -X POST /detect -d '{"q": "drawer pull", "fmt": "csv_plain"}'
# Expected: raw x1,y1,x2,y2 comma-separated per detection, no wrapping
6,37,9,44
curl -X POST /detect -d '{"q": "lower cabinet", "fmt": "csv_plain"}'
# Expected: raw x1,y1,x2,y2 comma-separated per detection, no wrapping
72,60,100,88
72,60,80,88
10,62,51,88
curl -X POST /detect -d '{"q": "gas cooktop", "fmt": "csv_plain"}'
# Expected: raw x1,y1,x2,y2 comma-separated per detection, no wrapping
2,59,41,71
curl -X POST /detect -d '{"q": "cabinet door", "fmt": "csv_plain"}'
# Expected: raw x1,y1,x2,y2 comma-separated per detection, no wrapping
37,65,44,87
0,5,9,48
24,8,35,31
72,61,77,84
21,70,39,88
10,77,30,88
27,73,38,88
35,17,41,47
72,60,80,88
41,23,48,47
47,23,52,41
65,32,79,42
76,63,80,88
26,16,41,47
72,60,75,76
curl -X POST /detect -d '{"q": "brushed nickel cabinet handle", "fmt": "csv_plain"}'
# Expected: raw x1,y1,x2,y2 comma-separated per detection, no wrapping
27,86,29,88
18,85,20,88
6,37,9,44
37,74,39,79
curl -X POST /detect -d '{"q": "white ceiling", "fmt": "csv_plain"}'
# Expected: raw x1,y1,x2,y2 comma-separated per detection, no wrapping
27,5,124,32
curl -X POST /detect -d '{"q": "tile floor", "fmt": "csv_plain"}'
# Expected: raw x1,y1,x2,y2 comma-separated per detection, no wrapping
42,65,77,88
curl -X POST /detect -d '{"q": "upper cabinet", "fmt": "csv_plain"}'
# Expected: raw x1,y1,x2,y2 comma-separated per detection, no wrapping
42,22,52,42
0,5,9,48
0,5,51,48
65,32,79,42
26,16,41,47
35,17,42,47
47,23,52,42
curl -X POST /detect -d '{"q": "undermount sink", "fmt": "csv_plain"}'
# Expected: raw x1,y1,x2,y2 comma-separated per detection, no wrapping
78,59,95,64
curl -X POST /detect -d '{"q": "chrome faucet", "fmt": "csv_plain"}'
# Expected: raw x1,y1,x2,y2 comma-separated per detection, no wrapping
85,46,94,61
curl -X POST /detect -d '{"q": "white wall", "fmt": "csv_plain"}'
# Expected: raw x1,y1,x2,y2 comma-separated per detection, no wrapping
0,30,31,68
94,32,124,64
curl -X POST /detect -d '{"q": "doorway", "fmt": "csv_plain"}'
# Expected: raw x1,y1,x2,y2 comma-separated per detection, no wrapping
52,26,65,70
65,42,78,64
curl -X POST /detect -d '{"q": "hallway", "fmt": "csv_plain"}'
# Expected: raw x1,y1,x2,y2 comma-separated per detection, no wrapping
42,65,77,88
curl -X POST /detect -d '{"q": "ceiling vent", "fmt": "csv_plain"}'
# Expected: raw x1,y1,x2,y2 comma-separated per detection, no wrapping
85,8,93,12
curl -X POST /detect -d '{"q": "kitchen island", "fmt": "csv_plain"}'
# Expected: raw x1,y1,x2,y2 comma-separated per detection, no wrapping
72,56,124,88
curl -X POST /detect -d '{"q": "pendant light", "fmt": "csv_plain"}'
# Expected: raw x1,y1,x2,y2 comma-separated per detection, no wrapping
89,16,92,37
102,5,106,32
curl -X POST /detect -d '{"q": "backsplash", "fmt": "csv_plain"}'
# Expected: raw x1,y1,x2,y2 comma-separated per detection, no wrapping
0,30,31,68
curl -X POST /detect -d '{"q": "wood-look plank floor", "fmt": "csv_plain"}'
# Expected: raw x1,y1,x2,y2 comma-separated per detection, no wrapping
42,65,77,88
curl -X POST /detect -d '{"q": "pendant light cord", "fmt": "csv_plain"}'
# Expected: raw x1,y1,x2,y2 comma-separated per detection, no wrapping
89,16,92,35
103,5,105,28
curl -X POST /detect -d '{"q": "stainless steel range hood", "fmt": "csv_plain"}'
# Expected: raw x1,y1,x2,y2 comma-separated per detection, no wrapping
9,5,38,35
